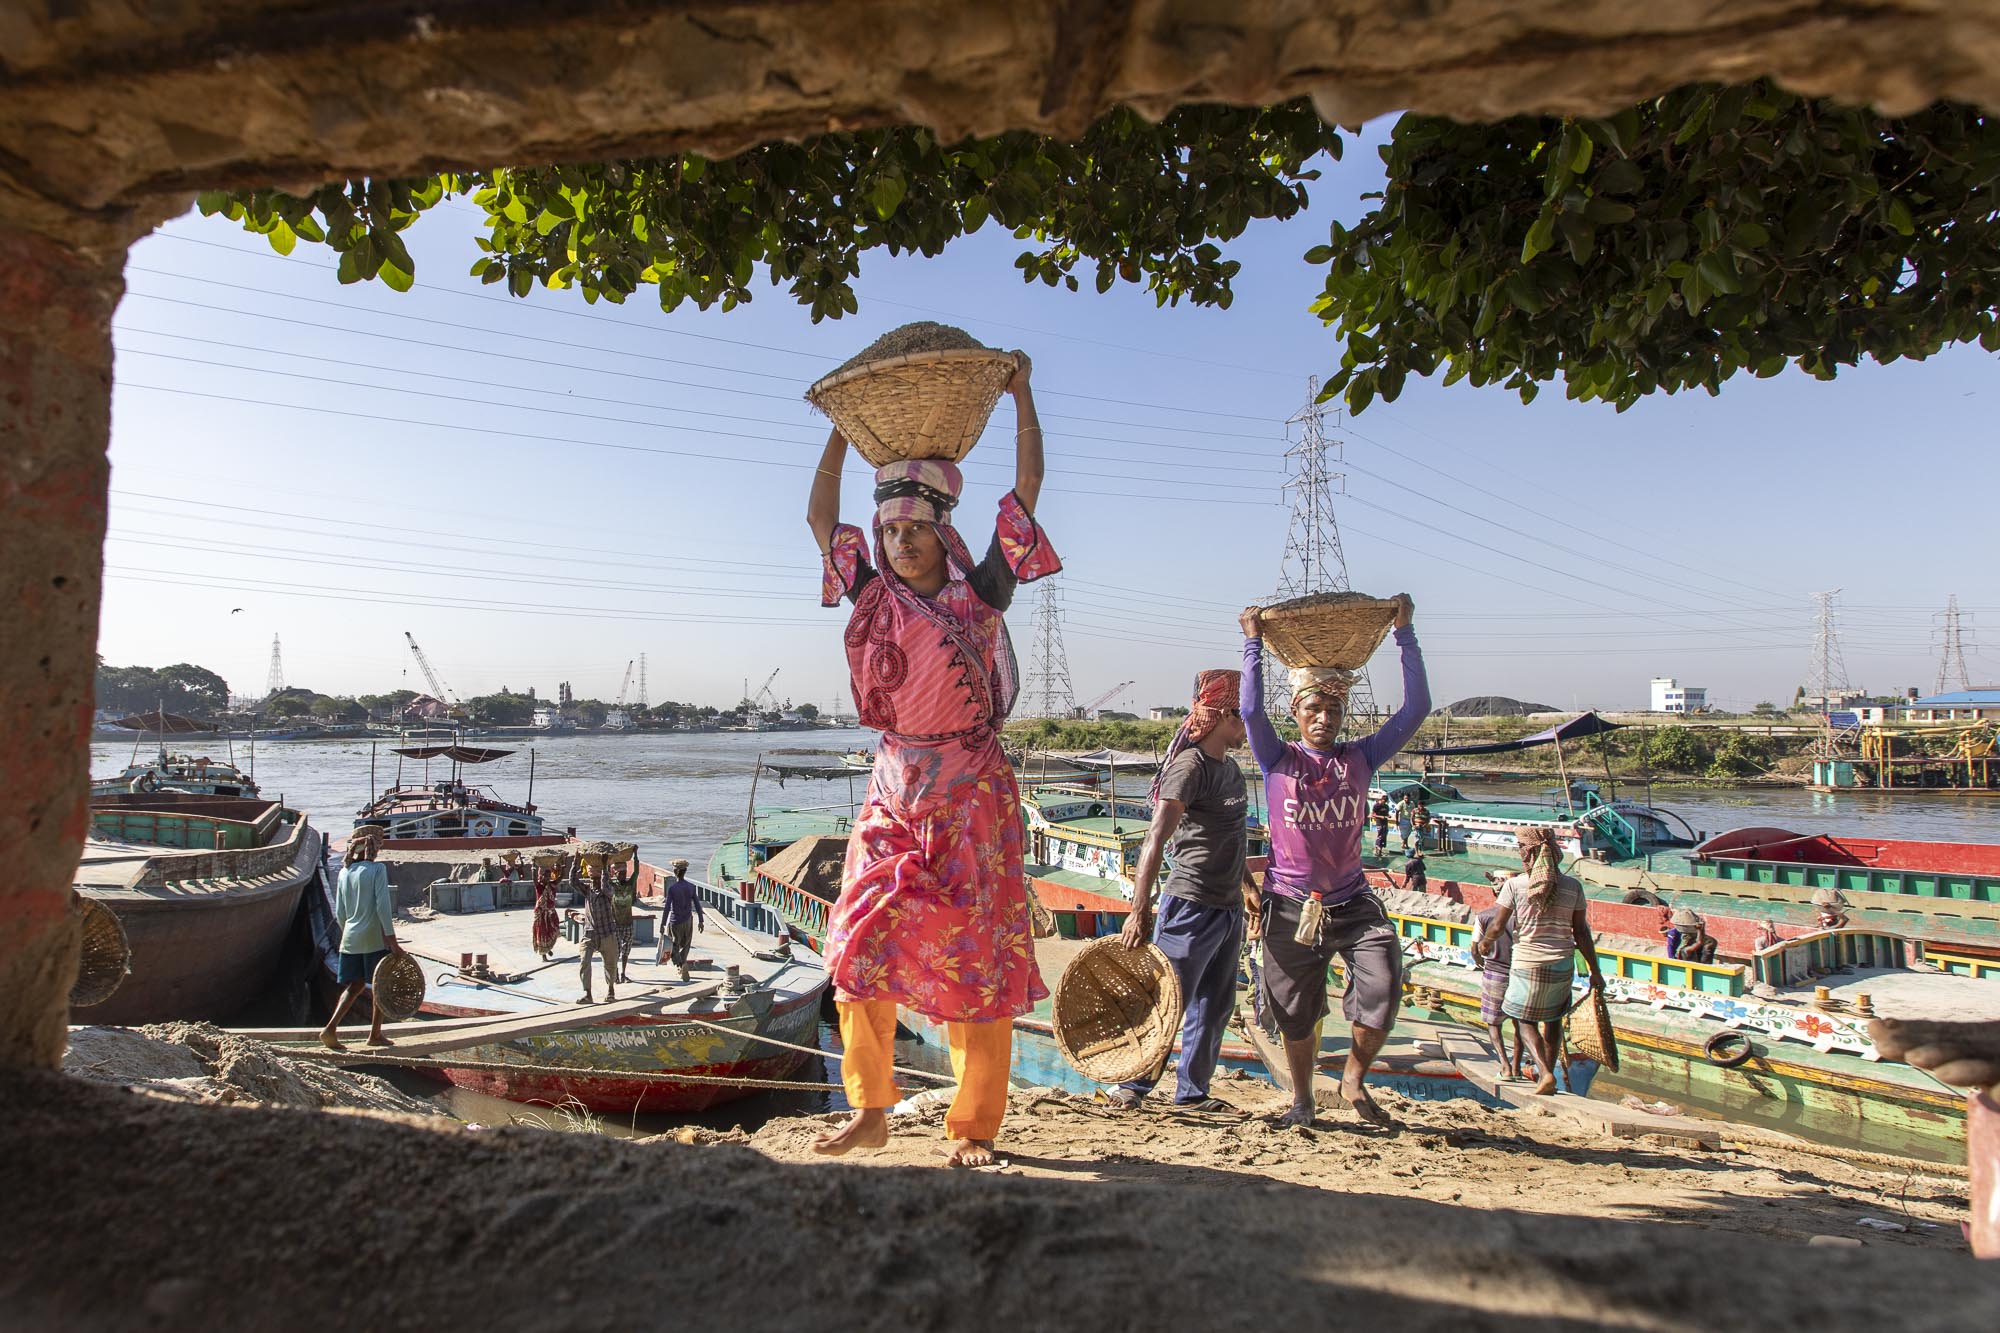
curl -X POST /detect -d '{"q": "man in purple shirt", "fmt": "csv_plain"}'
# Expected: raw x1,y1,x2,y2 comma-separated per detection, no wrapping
655,859,705,982
1241,594,1428,1129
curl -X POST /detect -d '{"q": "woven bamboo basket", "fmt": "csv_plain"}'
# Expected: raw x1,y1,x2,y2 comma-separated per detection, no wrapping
70,896,131,1008
1258,591,1401,670
1052,939,1183,1084
372,951,427,1021
807,348,1021,468
1567,987,1621,1073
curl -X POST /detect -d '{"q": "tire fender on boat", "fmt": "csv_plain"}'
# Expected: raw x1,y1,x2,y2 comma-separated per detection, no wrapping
1704,1030,1754,1068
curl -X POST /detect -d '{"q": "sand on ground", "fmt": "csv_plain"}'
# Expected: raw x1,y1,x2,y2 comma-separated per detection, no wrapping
7,1025,1995,1331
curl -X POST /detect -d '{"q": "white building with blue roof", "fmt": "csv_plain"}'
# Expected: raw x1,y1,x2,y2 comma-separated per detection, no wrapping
1904,688,2000,722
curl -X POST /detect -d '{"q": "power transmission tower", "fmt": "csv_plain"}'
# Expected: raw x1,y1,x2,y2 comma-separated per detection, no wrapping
637,653,649,709
1934,594,1972,694
1268,377,1378,727
1023,581,1076,719
1805,589,1853,716
264,635,285,699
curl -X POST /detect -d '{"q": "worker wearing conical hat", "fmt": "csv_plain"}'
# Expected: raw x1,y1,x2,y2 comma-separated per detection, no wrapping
805,353,1060,1168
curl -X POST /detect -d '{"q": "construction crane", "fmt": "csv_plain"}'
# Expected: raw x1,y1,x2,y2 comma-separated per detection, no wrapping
403,632,465,715
614,659,635,707
1075,679,1134,720
744,668,781,713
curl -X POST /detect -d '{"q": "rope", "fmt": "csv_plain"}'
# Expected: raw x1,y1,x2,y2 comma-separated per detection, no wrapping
669,1013,955,1085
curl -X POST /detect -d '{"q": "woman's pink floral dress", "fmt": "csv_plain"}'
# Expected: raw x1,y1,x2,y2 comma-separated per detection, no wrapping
819,493,1059,1022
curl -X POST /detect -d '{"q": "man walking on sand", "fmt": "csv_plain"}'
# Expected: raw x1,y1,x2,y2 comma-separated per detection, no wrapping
569,865,619,1004
320,830,404,1050
1105,669,1249,1115
1240,595,1429,1130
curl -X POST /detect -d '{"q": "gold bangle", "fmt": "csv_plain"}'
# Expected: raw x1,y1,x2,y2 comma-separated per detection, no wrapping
1016,426,1041,436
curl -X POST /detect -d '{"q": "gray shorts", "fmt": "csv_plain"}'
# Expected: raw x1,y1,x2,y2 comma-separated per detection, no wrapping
1260,890,1402,1039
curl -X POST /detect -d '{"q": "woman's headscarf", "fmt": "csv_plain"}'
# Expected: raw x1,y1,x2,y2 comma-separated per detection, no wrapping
1516,826,1564,902
1153,669,1240,799
873,459,962,526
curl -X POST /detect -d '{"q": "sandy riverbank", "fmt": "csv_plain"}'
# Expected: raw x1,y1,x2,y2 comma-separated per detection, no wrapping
7,1028,1994,1330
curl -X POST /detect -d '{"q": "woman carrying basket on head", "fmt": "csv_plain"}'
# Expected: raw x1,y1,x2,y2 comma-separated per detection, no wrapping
806,353,1060,1168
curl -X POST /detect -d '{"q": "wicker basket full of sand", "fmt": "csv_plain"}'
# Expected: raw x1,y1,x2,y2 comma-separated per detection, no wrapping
372,951,427,1021
1052,938,1183,1084
1258,591,1402,670
70,895,131,1008
806,322,1020,468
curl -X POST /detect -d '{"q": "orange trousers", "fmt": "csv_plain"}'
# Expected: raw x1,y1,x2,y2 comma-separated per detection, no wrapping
836,999,1013,1141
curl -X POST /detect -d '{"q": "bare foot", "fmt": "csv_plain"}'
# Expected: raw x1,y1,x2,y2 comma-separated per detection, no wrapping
812,1108,889,1157
318,1029,344,1052
577,995,594,1005
365,1033,393,1048
944,1138,996,1168
1275,1102,1315,1128
1871,1018,2000,1089
1342,1079,1396,1129
1532,1072,1558,1096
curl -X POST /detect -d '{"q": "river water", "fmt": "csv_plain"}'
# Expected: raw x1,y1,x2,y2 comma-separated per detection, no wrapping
92,730,1994,1144
95,727,1999,857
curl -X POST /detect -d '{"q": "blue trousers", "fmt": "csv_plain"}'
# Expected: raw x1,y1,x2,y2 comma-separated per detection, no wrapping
1122,896,1245,1103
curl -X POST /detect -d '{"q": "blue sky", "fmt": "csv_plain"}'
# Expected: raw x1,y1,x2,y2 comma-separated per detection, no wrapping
101,123,1997,715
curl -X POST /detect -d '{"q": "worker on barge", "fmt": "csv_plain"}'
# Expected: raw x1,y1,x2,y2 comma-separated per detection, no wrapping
805,353,1059,1168
1240,596,1429,1129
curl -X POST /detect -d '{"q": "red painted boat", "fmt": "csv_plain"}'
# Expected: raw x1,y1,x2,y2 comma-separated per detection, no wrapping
1691,826,2000,903
317,857,829,1114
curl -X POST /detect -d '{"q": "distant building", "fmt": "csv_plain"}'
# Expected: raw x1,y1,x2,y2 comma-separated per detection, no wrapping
402,695,450,720
1148,706,1188,721
1798,690,1870,712
1648,677,1707,714
1903,688,2000,723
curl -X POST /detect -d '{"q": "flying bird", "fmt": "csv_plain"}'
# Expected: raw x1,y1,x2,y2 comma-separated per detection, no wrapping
231,607,243,613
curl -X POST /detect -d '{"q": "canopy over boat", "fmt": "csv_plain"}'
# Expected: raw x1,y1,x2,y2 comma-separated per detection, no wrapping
109,710,216,734
1069,749,1160,771
389,745,512,762
1408,711,1622,757
757,749,867,782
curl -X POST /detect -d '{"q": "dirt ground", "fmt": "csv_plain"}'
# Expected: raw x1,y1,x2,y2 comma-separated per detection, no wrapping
6,1040,1996,1331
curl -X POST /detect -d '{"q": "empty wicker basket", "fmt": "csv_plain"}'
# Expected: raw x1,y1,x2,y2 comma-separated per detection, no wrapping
372,952,427,1021
807,323,1020,468
70,895,130,1008
1053,938,1183,1084
1567,987,1621,1073
1259,591,1401,670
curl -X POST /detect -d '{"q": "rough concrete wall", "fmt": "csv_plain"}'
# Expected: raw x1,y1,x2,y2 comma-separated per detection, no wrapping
4,2,2000,220
0,224,134,1067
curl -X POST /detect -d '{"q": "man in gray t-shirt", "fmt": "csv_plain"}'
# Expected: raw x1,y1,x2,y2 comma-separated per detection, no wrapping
1108,669,1249,1111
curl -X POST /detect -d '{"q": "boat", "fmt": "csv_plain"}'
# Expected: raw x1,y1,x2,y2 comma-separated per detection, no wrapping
91,709,261,799
353,742,566,848
74,792,322,1024
1384,902,1985,1157
308,848,830,1114
1689,826,2000,904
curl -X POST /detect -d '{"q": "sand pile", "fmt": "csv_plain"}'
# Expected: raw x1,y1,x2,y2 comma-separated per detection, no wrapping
4,1068,1993,1331
832,321,987,374
64,1023,442,1117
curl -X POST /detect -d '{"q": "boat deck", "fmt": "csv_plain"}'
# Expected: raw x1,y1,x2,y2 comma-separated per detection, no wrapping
398,898,824,1015
709,808,857,883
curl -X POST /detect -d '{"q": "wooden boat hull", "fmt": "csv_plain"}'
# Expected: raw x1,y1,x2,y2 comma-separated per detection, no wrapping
1402,960,1966,1157
419,988,826,1115
75,821,320,1025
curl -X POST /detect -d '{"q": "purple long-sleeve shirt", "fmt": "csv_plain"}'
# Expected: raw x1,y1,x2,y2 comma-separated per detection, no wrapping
1242,626,1430,905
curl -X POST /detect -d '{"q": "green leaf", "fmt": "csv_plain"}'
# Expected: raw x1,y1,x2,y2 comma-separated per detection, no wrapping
1594,159,1643,195
508,265,532,298
267,220,297,256
1521,211,1557,264
195,190,233,216
1584,196,1635,224
1884,198,1915,236
502,195,528,224
868,173,908,220
378,259,414,293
